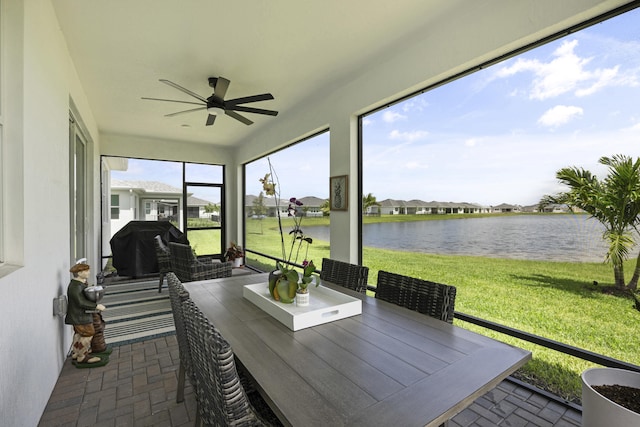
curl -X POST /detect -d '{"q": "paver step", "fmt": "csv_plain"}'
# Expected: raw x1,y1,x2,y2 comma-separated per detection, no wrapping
103,279,159,294
104,314,175,346
101,288,168,306
102,299,172,322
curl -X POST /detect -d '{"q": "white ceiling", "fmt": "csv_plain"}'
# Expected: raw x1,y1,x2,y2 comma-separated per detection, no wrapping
52,1,460,147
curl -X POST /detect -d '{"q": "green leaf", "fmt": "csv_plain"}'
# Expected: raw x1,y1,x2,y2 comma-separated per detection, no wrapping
285,269,299,282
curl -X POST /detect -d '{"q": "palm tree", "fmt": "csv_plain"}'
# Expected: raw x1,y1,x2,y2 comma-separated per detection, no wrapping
319,199,330,216
540,155,640,290
362,193,380,215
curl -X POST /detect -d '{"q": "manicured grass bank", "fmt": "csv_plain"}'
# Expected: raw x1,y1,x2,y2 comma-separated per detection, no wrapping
245,215,639,402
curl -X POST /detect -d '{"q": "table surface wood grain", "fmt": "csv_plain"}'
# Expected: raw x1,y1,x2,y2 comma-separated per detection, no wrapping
184,273,531,427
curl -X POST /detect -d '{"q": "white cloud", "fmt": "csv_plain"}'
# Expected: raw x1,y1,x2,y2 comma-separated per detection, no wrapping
495,39,625,100
401,99,428,113
537,105,584,128
382,110,406,123
362,118,373,126
529,40,593,100
574,65,620,97
389,129,429,142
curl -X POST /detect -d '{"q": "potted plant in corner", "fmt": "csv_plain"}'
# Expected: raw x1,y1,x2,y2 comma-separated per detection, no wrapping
224,241,244,268
581,367,640,427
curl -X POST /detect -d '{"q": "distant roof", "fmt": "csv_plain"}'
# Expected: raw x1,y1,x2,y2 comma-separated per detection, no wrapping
112,179,182,194
378,199,488,208
493,203,521,209
297,196,328,206
187,196,215,206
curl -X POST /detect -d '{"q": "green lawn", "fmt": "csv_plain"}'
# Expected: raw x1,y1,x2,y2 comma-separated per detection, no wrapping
244,215,640,402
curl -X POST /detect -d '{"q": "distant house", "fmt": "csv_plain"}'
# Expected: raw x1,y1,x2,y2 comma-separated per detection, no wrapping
424,201,446,214
406,199,429,214
110,180,183,235
378,199,489,215
364,204,380,215
245,194,531,216
110,180,217,238
187,196,218,220
492,203,522,213
245,195,327,217
378,199,405,215
298,196,326,217
540,203,571,213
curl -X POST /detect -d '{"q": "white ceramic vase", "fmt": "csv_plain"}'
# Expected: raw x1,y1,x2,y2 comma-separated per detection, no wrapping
232,257,243,268
581,367,640,427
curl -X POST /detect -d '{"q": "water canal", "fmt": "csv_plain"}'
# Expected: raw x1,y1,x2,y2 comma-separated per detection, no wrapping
307,214,612,262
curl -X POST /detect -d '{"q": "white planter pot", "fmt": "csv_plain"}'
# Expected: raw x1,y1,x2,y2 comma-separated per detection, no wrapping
232,257,243,268
581,367,640,427
296,291,309,306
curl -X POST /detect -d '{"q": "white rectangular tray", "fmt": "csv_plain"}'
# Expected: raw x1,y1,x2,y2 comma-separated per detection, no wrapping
243,283,362,331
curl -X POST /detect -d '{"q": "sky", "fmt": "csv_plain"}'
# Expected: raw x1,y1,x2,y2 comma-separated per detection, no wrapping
114,9,640,207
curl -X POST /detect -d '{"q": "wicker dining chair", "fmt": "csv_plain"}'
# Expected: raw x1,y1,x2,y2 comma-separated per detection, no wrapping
154,235,172,293
166,273,196,405
375,270,457,323
181,296,282,426
168,242,232,282
319,258,370,293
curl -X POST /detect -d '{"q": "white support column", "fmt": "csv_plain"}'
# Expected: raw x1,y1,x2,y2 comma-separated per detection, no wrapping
329,114,359,263
226,155,242,249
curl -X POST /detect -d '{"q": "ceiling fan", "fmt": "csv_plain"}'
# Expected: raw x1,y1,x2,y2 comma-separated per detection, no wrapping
142,77,278,126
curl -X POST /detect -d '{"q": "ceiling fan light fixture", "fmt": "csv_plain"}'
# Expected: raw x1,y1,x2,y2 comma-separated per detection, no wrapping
207,106,225,116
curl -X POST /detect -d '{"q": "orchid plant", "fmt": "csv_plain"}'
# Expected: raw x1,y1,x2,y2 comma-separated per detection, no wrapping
260,158,319,302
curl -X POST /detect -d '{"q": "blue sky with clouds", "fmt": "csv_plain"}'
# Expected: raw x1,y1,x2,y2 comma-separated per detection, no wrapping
115,9,640,207
363,8,640,206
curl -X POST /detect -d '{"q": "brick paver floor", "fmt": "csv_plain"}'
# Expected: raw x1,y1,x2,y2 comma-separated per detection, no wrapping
39,335,582,426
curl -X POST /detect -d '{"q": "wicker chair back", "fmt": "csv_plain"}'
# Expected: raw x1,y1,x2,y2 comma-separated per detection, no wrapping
168,242,232,282
375,270,456,323
319,258,369,293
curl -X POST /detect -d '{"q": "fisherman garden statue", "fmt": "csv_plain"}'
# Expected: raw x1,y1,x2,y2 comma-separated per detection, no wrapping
65,262,110,367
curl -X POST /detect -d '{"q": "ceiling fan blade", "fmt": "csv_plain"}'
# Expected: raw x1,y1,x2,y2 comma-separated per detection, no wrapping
225,110,254,125
225,93,274,106
214,77,230,99
226,105,279,116
142,97,204,106
164,106,207,117
206,114,216,126
159,79,207,103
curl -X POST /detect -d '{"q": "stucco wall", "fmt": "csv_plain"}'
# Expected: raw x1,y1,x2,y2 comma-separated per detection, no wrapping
0,0,99,425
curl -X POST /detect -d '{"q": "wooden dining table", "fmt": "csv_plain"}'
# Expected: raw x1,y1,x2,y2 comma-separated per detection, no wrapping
183,273,531,427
